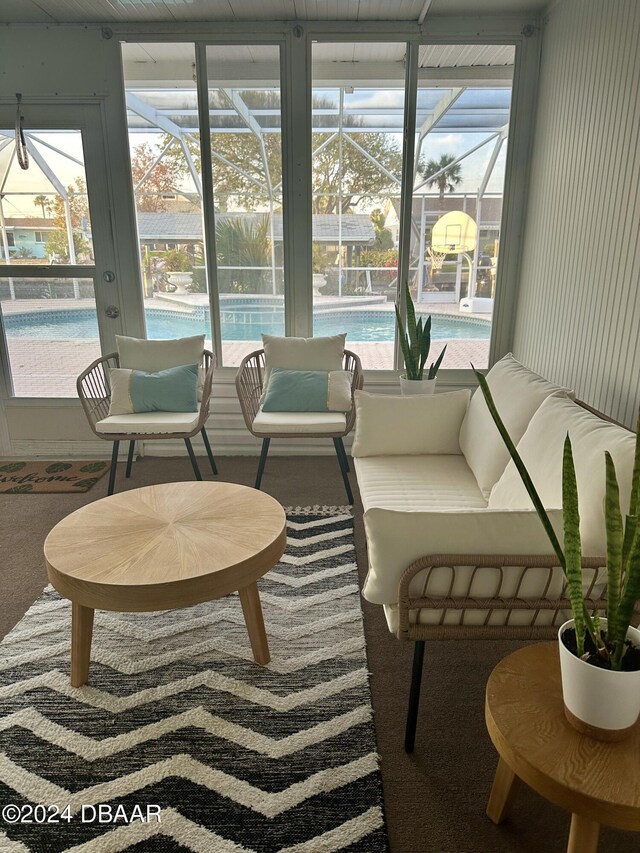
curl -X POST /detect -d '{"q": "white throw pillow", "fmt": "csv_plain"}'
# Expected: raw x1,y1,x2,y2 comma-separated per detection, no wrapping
351,388,471,458
488,394,637,557
261,333,346,393
459,353,573,497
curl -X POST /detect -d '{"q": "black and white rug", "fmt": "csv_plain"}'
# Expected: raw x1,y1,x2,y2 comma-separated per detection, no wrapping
0,507,387,852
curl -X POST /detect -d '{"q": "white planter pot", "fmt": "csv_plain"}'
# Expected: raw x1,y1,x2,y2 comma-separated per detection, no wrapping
558,618,640,741
400,376,437,396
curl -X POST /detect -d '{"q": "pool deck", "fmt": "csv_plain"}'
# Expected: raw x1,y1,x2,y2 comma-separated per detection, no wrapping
2,295,490,396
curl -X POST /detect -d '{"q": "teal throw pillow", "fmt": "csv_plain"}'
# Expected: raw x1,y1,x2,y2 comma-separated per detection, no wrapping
261,368,352,413
108,363,199,415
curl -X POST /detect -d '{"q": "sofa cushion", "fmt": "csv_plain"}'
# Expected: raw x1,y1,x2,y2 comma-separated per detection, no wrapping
355,455,486,514
252,409,347,435
360,505,565,605
351,389,471,458
459,353,572,497
96,411,200,435
488,394,637,556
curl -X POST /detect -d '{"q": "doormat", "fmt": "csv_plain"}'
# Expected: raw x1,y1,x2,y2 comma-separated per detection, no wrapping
0,460,110,494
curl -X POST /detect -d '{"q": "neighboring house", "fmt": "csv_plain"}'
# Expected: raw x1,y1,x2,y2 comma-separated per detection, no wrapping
136,211,376,250
0,218,56,260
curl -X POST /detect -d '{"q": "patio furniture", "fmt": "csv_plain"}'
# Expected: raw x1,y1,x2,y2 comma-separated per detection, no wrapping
351,353,639,752
77,343,217,495
485,643,640,853
236,346,363,503
44,481,287,686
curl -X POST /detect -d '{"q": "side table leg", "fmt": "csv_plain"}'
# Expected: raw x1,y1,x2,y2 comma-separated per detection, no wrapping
486,757,521,824
567,814,600,853
71,602,94,687
239,582,270,665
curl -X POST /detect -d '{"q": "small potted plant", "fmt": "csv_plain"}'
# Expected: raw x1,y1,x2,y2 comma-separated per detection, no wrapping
475,368,640,741
395,282,447,395
164,249,194,293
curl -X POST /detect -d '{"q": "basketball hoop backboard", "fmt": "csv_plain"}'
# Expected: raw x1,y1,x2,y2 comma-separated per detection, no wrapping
431,211,478,254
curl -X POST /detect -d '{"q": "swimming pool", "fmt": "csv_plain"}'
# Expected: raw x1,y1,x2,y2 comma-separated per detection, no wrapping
2,303,491,343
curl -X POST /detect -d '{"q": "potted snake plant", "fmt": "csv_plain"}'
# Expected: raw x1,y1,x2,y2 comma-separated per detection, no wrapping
474,368,640,741
395,282,447,395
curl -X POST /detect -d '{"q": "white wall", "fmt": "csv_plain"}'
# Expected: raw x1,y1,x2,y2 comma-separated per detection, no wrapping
513,0,640,427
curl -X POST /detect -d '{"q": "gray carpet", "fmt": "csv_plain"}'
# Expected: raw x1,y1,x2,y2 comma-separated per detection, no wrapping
1,453,638,852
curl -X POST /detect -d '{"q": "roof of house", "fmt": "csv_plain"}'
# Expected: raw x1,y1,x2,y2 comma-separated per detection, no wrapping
3,218,56,230
136,211,375,244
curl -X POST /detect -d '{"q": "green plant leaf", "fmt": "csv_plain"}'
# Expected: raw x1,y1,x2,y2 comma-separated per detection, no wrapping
45,463,72,473
428,344,447,380
604,451,623,646
472,366,597,646
418,315,431,376
79,462,107,473
473,367,565,565
563,434,585,656
613,523,640,669
405,282,418,357
395,304,417,378
5,484,33,493
629,410,640,518
0,462,26,473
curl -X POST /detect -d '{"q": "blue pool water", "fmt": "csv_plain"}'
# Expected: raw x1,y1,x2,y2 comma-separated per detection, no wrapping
3,303,490,343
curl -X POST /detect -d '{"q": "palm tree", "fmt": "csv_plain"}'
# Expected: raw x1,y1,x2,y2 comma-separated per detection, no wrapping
420,154,463,208
33,194,52,218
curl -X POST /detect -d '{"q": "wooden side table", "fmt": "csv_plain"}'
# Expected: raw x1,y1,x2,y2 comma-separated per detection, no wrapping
44,481,287,687
485,643,640,853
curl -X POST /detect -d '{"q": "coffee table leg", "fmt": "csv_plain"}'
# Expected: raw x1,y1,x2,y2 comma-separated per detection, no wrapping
71,602,94,687
567,814,600,853
239,582,270,665
486,757,521,824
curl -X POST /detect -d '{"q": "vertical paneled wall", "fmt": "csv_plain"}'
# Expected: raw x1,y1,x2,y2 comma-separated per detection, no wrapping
513,0,640,427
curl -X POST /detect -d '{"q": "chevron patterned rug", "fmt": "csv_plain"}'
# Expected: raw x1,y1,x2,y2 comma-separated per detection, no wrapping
0,507,388,852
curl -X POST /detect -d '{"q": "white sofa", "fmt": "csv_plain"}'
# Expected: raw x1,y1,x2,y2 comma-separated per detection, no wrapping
351,354,638,750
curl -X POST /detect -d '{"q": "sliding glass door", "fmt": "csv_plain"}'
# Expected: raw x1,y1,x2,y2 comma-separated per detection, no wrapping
0,104,123,398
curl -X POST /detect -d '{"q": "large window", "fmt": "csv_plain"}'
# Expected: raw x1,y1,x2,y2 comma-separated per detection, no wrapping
206,44,284,365
311,42,406,370
122,42,284,366
405,45,514,370
122,43,213,352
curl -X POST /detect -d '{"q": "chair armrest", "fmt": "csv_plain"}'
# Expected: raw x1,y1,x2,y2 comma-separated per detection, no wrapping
343,349,363,435
361,507,567,605
236,348,265,431
198,349,216,424
77,352,119,436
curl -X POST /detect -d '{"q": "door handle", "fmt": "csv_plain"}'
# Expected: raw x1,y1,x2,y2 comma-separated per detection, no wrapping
105,305,120,319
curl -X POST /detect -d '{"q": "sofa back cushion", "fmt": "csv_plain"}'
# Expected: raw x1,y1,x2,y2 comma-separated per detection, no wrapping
459,353,572,497
488,394,637,556
351,388,471,457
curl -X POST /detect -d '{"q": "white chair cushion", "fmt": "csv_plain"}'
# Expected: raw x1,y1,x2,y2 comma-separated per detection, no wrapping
96,411,200,435
252,409,347,435
488,394,637,556
116,335,204,371
355,455,486,514
459,353,573,497
261,333,346,393
351,389,470,458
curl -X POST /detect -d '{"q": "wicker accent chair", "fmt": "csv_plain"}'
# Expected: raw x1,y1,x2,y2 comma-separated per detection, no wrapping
77,349,217,496
236,348,363,502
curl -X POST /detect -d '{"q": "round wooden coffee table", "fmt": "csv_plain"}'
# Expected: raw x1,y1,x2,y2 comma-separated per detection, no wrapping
485,643,640,853
44,481,287,687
